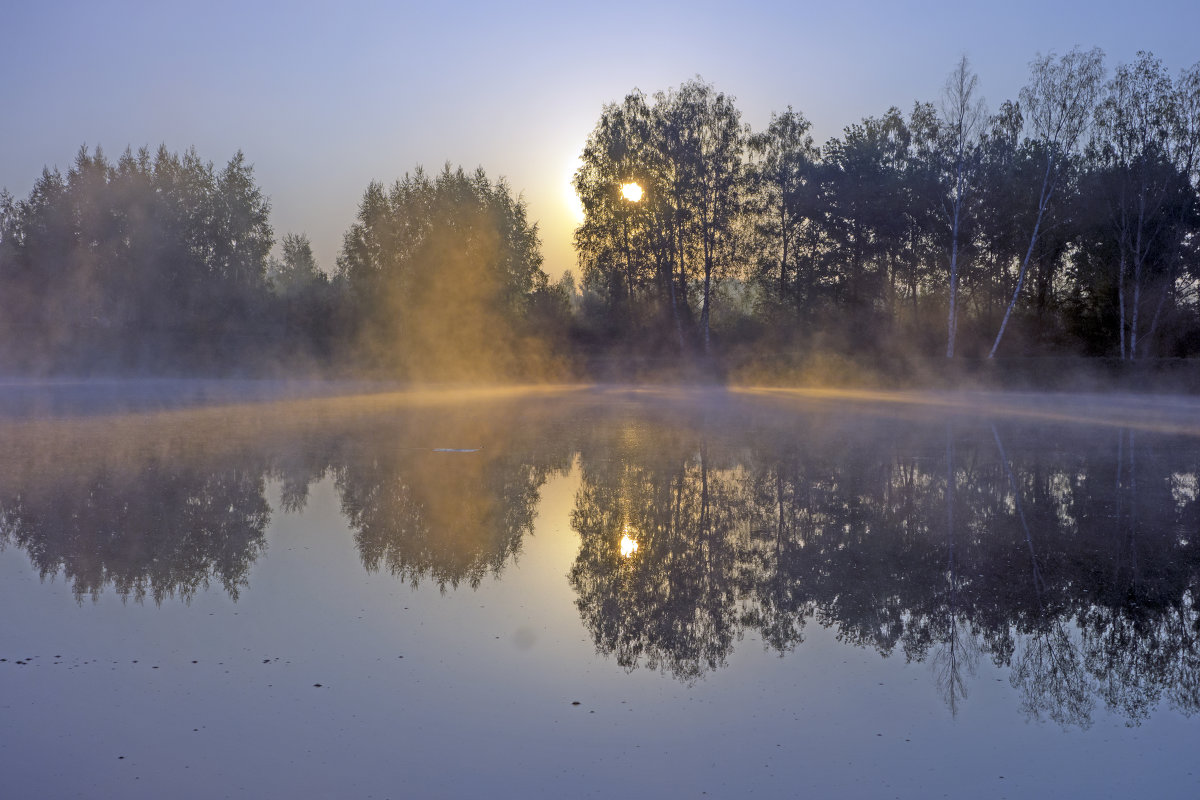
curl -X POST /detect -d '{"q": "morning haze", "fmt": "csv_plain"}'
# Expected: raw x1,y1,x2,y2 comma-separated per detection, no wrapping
2,2,1199,798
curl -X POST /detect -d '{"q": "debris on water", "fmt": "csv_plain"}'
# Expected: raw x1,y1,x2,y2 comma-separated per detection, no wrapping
313,683,323,688
571,701,581,706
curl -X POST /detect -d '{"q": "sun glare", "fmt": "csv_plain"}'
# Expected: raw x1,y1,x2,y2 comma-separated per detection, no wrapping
565,156,585,225
620,531,639,558
621,182,643,202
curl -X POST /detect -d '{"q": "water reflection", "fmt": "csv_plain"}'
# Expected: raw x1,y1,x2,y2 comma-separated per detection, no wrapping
1,387,1198,727
0,392,575,599
328,409,571,589
0,416,273,603
563,393,1200,728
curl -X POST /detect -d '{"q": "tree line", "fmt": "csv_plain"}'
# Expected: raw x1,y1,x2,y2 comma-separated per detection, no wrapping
574,49,1200,369
1,47,1197,379
0,151,565,376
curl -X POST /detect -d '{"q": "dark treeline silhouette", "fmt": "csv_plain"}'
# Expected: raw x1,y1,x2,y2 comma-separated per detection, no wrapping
0,153,567,377
573,51,1200,377
0,146,279,373
2,388,1198,724
0,48,1196,381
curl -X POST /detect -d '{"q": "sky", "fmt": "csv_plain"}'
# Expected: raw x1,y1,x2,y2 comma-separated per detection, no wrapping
2,0,1199,280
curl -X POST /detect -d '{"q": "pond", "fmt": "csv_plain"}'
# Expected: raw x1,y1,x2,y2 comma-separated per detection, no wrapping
1,383,1198,798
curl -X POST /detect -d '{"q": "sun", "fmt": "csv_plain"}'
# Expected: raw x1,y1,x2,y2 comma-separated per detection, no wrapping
621,182,643,202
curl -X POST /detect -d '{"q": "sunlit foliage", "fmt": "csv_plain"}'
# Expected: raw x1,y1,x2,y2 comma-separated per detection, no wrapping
337,164,565,379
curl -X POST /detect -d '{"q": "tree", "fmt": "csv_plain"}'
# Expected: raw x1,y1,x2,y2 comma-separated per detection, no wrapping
656,80,746,354
747,108,821,317
1091,53,1181,358
573,79,745,355
821,108,913,323
573,91,657,328
989,48,1105,357
939,56,986,357
337,164,552,379
268,232,323,296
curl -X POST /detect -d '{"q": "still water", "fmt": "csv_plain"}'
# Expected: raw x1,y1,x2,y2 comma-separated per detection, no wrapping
1,383,1197,798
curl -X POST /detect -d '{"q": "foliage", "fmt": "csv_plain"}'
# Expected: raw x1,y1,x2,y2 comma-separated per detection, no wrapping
0,145,274,371
337,164,557,379
1,47,1199,378
572,53,1200,364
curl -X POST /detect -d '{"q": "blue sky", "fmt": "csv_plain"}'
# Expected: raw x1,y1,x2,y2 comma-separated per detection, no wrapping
3,0,1198,279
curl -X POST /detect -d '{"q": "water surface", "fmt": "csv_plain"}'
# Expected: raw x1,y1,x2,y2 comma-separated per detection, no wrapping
1,384,1197,798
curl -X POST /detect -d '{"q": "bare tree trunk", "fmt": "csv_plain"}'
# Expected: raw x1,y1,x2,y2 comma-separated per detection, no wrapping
1130,188,1147,361
989,157,1054,358
623,213,634,310
947,192,961,358
701,228,713,356
941,56,982,359
1118,249,1128,359
1143,279,1172,358
779,196,788,299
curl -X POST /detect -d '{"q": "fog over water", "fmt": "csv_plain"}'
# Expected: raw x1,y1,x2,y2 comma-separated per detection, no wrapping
4,9,1200,796
1,383,1197,797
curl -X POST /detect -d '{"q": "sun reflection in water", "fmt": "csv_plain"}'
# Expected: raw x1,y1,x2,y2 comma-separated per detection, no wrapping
619,528,639,558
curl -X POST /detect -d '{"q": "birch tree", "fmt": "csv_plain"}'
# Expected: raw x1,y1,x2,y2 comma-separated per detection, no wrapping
940,56,986,357
656,80,745,354
989,48,1104,357
1092,53,1183,359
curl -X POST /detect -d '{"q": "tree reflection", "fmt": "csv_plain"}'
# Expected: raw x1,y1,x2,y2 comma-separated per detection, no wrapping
566,399,1200,726
1,389,1197,728
569,426,745,681
0,455,269,603
335,443,557,590
0,392,576,601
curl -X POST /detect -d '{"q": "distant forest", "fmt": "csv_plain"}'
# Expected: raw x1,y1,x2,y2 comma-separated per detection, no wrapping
1,48,1198,382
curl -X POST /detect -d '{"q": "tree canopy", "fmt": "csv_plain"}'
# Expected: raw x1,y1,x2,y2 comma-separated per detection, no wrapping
1,48,1198,382
337,164,561,379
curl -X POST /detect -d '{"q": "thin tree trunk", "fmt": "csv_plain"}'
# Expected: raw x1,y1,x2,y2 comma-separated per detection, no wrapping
701,219,713,356
779,188,788,299
669,250,685,351
947,152,966,358
1143,279,1172,358
947,202,961,357
1130,187,1146,361
988,156,1055,358
1118,249,1128,360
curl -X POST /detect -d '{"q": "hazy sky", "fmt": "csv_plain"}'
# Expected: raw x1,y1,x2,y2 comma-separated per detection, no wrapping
3,0,1198,280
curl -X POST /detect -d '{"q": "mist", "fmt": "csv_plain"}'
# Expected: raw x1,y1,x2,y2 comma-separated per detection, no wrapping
0,50,1198,392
